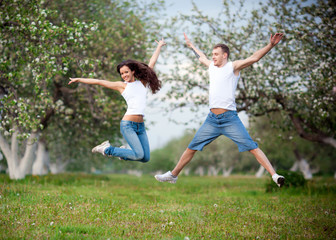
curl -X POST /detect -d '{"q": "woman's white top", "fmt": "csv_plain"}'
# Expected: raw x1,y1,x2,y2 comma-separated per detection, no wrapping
208,61,240,111
121,80,147,116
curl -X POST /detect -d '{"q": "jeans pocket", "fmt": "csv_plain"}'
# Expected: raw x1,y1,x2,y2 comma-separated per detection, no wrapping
120,120,133,130
225,111,237,120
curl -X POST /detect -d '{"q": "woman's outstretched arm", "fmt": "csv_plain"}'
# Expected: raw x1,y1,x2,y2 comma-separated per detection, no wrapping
68,78,125,93
148,38,166,69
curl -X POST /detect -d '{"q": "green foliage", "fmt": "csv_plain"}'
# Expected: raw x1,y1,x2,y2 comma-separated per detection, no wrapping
0,174,335,239
0,0,96,137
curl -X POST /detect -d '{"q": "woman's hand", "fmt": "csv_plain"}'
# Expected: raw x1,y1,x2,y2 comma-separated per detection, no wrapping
148,38,166,68
68,78,80,85
155,38,166,47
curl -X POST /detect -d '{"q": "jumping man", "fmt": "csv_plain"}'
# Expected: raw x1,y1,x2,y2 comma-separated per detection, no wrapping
155,33,285,187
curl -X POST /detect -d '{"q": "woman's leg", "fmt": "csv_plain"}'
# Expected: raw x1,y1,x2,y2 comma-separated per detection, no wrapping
137,123,150,163
104,121,144,161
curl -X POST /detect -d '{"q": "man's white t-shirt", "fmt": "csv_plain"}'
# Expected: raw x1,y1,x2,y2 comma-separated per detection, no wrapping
208,61,240,111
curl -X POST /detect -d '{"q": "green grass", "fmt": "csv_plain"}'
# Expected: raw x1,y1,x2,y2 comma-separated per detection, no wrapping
0,173,335,239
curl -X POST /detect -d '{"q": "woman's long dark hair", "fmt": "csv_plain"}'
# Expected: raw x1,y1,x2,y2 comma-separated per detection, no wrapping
117,59,162,94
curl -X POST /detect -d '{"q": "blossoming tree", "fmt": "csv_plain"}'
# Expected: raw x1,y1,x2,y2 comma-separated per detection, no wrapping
0,0,164,179
0,0,98,179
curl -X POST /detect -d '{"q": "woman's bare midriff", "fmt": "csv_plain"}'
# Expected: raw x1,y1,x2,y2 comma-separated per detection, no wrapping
210,108,229,115
122,115,144,122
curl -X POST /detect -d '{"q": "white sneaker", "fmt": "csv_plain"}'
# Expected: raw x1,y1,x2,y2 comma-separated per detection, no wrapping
118,145,126,160
155,171,178,184
272,174,285,187
92,140,110,155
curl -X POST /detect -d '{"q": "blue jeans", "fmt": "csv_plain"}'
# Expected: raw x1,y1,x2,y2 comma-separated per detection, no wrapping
188,111,258,152
104,120,150,162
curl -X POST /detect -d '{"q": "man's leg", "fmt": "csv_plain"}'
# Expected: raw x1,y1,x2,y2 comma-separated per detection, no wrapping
249,148,275,175
155,112,219,183
154,148,197,184
250,148,285,187
172,148,197,176
220,111,285,187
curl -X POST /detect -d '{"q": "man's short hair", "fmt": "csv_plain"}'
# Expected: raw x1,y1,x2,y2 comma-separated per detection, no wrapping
213,44,230,59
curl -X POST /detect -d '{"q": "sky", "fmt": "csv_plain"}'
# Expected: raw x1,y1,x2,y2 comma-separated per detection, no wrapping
144,0,256,150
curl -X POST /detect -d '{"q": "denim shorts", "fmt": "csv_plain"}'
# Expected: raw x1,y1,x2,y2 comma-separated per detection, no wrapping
188,111,258,152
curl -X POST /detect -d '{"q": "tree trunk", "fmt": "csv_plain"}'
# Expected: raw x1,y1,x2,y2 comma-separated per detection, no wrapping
321,137,336,148
32,140,49,175
195,166,204,176
293,149,315,179
0,130,39,179
290,115,336,149
126,169,142,177
49,158,69,174
290,161,299,171
19,133,38,177
183,168,191,176
291,158,317,179
255,165,265,178
208,165,220,176
0,131,18,179
297,159,319,179
223,166,233,177
0,151,5,173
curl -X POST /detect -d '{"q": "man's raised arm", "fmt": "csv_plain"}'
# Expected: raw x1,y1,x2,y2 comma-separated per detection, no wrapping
184,33,211,67
233,33,284,75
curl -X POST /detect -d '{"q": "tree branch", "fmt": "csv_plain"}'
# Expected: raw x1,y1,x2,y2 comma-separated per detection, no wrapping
289,114,336,148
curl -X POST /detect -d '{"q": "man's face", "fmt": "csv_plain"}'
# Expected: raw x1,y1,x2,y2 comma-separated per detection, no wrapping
212,47,227,67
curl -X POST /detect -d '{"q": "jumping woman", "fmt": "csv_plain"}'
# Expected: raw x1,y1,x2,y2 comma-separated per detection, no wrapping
68,39,166,162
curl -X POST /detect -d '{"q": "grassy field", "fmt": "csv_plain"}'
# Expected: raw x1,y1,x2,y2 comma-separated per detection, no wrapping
0,173,335,239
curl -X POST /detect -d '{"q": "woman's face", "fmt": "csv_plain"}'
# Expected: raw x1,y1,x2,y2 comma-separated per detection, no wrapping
119,65,135,82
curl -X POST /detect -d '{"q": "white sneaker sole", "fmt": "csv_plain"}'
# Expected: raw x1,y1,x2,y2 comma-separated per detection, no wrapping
154,175,177,184
277,177,285,187
92,140,109,154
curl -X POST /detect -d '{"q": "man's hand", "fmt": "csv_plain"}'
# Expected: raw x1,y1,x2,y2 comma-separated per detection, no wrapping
183,32,211,67
184,33,193,48
270,33,284,47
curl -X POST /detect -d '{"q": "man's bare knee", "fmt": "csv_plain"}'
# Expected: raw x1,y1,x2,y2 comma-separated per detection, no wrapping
186,148,197,154
249,148,259,154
